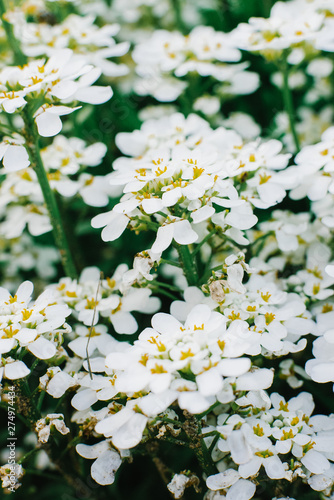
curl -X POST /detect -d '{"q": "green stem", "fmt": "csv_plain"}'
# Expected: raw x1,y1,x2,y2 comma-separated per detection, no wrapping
170,0,186,33
281,58,300,153
150,280,182,292
36,390,45,413
208,434,220,455
150,285,179,301
156,435,189,447
24,469,61,480
183,411,216,476
0,0,27,66
192,229,216,257
196,401,221,420
27,358,39,378
160,258,181,268
21,108,78,279
175,244,198,286
157,211,168,218
59,435,82,459
209,264,223,273
18,447,39,465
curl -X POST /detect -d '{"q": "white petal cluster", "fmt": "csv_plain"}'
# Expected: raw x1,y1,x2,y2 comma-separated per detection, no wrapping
111,0,217,33
231,0,333,57
0,135,116,237
9,12,129,77
76,441,122,485
283,126,334,229
0,48,112,136
93,304,274,449
39,366,78,398
256,210,330,258
190,252,313,357
92,113,290,252
167,473,194,499
0,135,30,172
47,265,160,335
132,27,259,101
0,463,24,491
35,413,70,443
205,391,334,498
0,281,71,379
0,204,51,239
0,233,59,281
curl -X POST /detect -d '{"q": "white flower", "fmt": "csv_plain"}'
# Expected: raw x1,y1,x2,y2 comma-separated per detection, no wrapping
0,281,71,362
0,358,30,381
167,473,194,499
93,113,289,249
231,1,326,56
0,463,24,491
206,470,256,500
132,27,258,102
0,49,112,136
11,12,129,77
95,392,176,449
151,218,198,253
91,210,129,242
104,303,264,416
76,441,122,485
305,333,334,383
0,137,30,172
48,266,160,335
39,367,77,398
122,250,161,288
0,204,52,238
35,413,70,443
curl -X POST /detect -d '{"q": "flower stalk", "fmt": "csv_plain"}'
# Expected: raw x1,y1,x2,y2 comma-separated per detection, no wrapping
21,108,78,279
183,411,216,477
0,0,27,66
175,244,198,286
0,0,77,278
281,57,300,153
170,0,186,34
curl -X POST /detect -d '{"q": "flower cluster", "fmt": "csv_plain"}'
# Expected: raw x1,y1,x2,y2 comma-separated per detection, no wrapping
0,135,118,238
0,281,71,379
205,391,334,499
47,265,160,335
132,26,259,101
9,11,129,77
0,49,112,137
231,0,334,58
284,126,334,229
93,303,273,449
93,113,290,254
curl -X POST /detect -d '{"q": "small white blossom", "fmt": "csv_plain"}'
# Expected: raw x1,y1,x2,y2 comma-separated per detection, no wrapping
35,413,70,443
76,441,122,485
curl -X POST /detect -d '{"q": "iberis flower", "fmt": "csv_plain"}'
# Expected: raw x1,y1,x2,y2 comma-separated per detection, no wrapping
92,113,291,253
92,304,273,450
205,391,334,499
0,49,112,136
0,135,118,238
9,11,129,77
231,0,328,58
132,26,259,101
0,280,71,380
47,265,160,335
